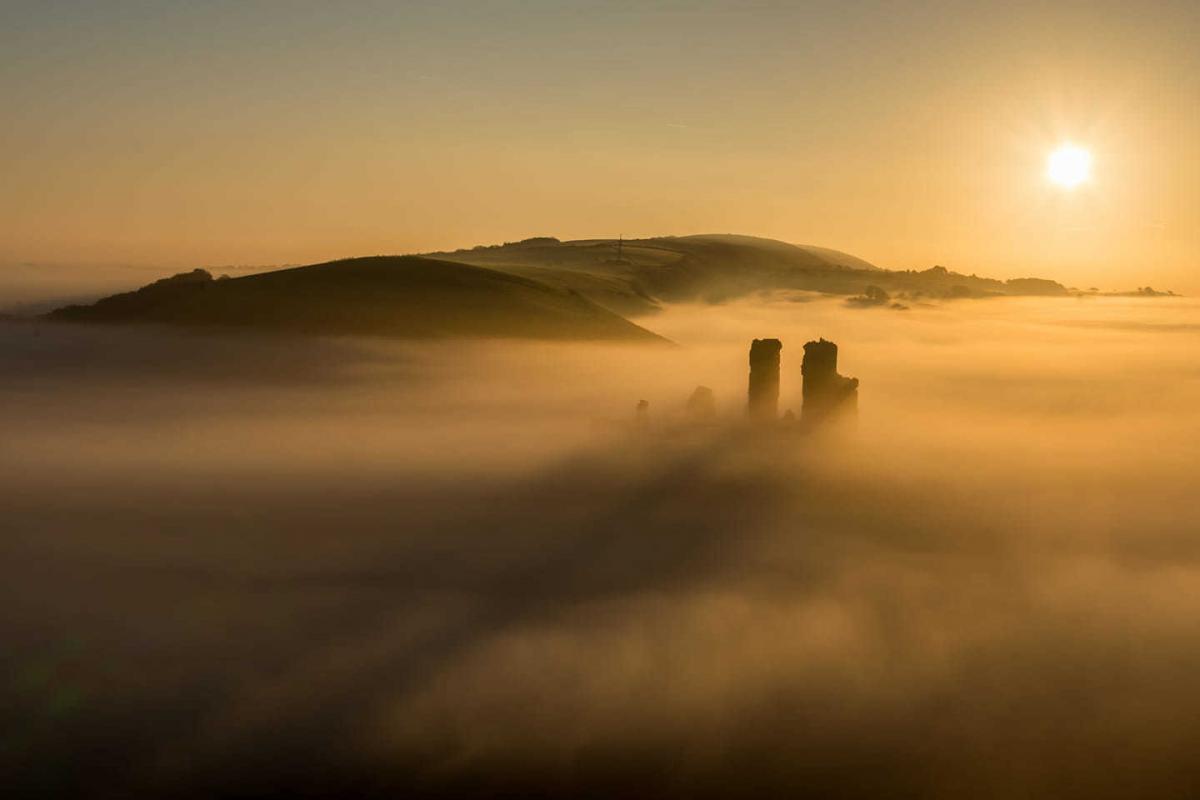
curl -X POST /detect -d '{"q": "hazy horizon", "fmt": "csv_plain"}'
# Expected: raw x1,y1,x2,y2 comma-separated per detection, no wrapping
0,230,1182,317
3,1,1198,292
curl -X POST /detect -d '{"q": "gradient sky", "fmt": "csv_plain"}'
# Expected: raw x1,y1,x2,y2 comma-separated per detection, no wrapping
3,0,1198,291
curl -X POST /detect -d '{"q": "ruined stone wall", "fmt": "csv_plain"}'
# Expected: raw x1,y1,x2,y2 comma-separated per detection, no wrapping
801,339,858,423
748,338,782,422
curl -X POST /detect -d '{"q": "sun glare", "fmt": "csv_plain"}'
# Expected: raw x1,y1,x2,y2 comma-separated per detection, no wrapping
1046,144,1092,189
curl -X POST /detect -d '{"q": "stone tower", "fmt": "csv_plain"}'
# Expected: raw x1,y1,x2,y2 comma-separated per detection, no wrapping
801,339,858,423
747,338,782,422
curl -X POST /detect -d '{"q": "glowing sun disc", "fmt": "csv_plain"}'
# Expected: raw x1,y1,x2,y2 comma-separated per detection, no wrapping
1047,144,1092,189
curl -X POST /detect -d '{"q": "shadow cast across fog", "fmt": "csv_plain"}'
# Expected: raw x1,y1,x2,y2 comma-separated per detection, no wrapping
8,299,1200,798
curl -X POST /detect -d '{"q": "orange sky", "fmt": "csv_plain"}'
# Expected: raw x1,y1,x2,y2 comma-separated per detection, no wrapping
2,1,1198,292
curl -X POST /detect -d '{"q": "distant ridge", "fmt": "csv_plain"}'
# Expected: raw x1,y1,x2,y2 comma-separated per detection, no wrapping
48,233,1081,342
426,233,883,314
427,233,1069,312
674,234,881,272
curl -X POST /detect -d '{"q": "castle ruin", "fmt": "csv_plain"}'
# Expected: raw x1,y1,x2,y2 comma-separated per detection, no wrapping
801,338,858,423
747,338,782,422
742,337,858,426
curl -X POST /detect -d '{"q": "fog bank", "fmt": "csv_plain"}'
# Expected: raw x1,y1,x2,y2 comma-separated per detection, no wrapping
5,296,1200,797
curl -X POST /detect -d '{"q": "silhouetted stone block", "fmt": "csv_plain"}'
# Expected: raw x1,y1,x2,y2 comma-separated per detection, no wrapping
802,339,857,423
686,385,716,423
748,338,782,422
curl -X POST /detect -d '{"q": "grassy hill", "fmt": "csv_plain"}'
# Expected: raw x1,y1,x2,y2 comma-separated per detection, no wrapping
430,234,1066,314
48,256,666,343
47,234,1077,342
429,234,881,314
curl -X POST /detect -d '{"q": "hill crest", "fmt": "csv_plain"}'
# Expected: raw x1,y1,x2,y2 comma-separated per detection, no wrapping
50,256,667,343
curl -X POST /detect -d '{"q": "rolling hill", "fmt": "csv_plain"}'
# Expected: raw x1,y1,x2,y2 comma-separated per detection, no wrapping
48,256,666,342
428,234,883,314
47,234,1076,342
428,234,1067,314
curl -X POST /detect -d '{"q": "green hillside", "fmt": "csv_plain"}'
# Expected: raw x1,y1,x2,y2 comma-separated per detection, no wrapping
48,235,1077,342
430,234,1066,314
49,256,666,342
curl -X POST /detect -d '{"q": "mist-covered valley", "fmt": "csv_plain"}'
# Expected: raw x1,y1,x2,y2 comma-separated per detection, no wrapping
5,295,1200,797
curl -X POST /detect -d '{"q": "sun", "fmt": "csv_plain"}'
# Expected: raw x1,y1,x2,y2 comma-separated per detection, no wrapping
1046,144,1092,189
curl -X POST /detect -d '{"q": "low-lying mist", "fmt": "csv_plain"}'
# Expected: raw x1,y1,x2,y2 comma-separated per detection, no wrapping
5,295,1200,797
